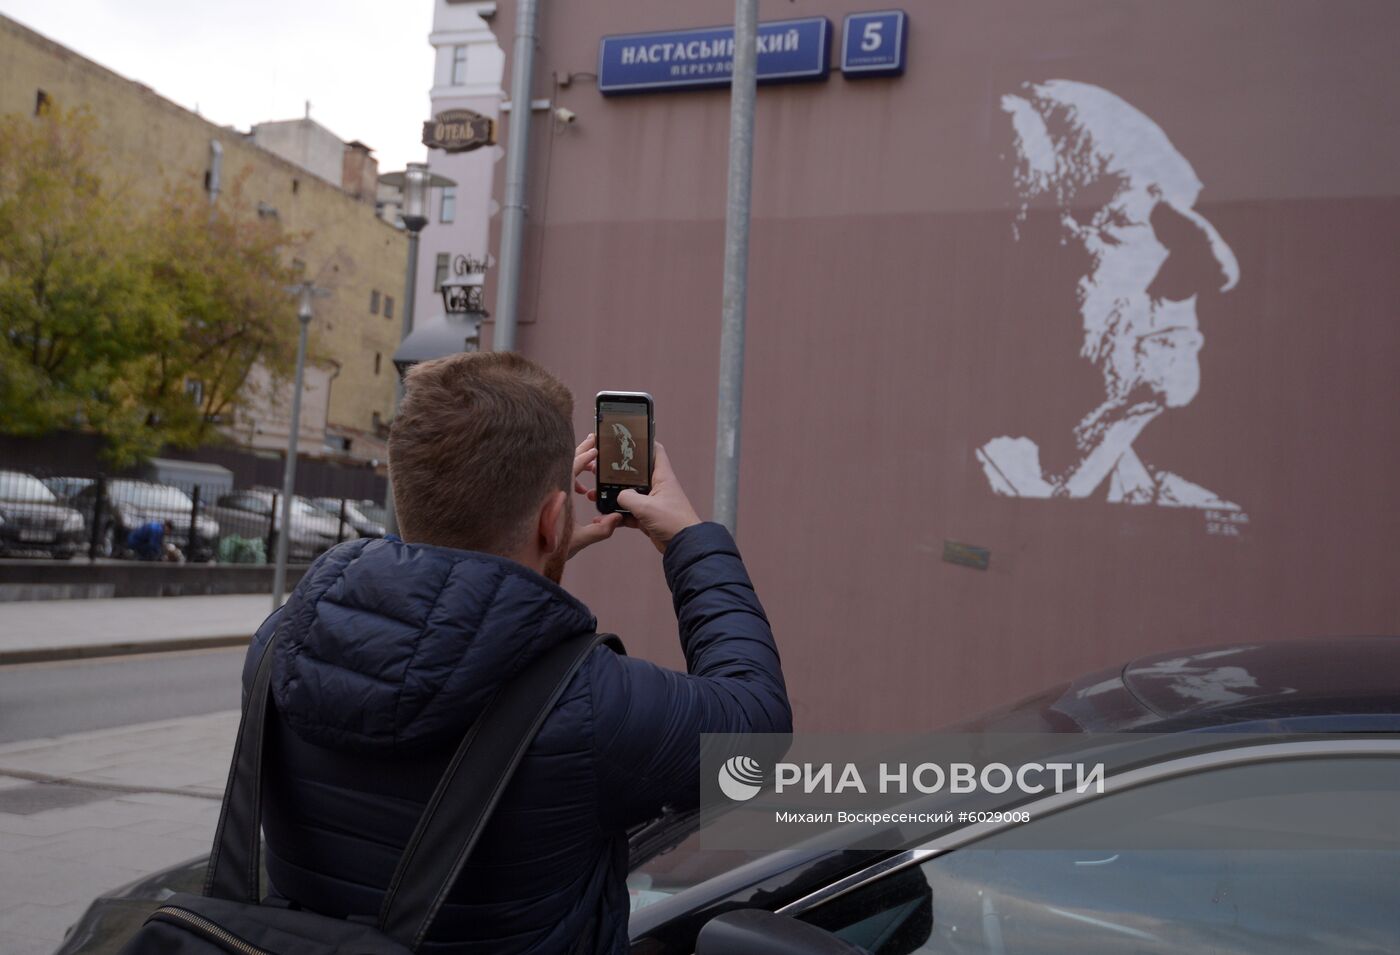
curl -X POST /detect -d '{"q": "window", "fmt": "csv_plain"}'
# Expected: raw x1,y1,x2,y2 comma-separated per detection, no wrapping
451,45,467,85
35,89,50,116
370,290,381,315
374,352,382,375
385,296,395,320
440,187,456,224
434,253,450,292
800,755,1400,954
291,178,300,195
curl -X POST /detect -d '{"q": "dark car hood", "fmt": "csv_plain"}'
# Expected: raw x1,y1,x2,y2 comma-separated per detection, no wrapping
956,636,1400,733
269,538,597,755
1120,636,1400,723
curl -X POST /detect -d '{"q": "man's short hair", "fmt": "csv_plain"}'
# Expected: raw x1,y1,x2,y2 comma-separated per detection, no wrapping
389,352,573,554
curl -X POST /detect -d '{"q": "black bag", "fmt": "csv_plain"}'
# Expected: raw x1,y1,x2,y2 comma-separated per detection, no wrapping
118,629,624,955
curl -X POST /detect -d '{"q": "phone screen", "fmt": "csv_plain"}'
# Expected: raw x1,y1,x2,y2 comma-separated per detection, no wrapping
598,400,651,488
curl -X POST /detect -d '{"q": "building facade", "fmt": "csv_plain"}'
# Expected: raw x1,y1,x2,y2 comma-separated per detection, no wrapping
412,0,504,336
481,0,1400,732
0,14,408,466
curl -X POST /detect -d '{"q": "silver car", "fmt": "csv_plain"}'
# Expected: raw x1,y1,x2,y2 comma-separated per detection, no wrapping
207,490,357,561
0,471,87,559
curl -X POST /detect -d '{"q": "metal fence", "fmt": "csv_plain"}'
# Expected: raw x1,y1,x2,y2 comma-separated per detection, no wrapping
0,467,388,564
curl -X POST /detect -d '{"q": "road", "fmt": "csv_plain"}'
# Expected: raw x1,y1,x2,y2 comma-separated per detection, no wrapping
0,646,245,744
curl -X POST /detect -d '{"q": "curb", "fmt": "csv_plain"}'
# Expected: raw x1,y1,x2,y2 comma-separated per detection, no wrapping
0,766,224,800
0,634,252,666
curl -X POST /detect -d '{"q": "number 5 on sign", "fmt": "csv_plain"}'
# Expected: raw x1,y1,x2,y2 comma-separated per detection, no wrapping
841,10,908,78
862,21,883,51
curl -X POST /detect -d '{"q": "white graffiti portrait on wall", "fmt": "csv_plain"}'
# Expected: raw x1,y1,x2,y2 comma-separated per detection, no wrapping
976,80,1243,511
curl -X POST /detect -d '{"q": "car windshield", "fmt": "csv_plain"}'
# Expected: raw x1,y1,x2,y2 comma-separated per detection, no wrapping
313,500,372,524
358,503,388,524
107,482,194,509
626,810,782,915
0,473,59,503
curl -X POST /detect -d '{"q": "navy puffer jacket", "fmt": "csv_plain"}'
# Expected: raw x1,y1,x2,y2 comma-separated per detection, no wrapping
241,522,790,954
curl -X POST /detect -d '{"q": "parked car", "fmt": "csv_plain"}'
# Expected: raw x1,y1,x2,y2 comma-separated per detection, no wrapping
40,475,95,503
206,490,356,561
356,500,390,528
0,470,87,559
53,637,1400,954
309,497,386,539
70,480,219,562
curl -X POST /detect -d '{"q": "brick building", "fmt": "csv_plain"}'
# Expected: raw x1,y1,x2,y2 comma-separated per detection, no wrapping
0,14,409,466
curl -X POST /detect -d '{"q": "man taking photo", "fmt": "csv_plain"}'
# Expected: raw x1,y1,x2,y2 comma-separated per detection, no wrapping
241,351,791,954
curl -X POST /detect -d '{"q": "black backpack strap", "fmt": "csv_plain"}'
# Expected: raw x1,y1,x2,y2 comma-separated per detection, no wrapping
203,626,280,902
377,631,624,951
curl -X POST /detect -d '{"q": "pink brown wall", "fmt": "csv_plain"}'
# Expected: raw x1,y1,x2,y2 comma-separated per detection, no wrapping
484,0,1400,731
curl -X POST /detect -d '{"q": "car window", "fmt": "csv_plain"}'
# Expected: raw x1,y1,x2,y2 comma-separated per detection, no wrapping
219,494,268,515
800,756,1400,954
0,473,59,503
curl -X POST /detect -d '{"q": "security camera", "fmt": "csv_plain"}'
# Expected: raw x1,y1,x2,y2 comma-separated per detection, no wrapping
554,107,577,125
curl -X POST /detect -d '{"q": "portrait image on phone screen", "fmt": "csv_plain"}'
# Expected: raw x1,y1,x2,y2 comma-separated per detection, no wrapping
597,401,651,487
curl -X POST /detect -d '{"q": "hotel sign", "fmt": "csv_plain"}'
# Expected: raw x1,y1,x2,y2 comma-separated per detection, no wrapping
422,109,495,153
598,17,831,95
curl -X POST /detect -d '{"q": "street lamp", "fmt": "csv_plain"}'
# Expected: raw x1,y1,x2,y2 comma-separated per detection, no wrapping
378,164,456,537
272,281,328,609
378,164,456,343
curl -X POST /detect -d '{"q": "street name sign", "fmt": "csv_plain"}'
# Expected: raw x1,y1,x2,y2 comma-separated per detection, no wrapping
598,17,831,95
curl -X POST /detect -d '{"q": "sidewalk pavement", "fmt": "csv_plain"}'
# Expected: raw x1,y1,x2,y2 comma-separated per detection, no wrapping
0,711,238,955
0,594,277,664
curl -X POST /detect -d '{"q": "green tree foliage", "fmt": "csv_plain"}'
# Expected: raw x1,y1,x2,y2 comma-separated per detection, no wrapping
0,108,298,466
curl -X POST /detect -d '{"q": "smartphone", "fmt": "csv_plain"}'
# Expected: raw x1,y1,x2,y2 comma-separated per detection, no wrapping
595,391,654,514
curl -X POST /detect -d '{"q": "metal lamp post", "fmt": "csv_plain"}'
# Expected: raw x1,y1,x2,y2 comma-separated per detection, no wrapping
272,283,326,609
713,0,759,536
379,164,456,537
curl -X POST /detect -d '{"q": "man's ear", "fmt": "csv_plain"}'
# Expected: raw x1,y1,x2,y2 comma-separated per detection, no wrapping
537,489,568,555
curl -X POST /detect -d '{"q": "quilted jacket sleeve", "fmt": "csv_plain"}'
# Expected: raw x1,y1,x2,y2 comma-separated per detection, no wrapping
590,521,792,830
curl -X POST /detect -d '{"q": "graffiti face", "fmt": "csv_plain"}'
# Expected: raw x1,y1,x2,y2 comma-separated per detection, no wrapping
1003,81,1240,411
979,80,1243,511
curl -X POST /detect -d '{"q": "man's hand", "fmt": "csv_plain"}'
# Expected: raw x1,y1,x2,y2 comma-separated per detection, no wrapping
568,433,623,560
617,443,702,554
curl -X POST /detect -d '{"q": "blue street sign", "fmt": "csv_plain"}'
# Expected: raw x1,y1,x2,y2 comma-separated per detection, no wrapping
841,10,908,78
598,18,831,95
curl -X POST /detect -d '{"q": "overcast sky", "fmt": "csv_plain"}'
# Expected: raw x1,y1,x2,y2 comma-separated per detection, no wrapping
2,0,434,172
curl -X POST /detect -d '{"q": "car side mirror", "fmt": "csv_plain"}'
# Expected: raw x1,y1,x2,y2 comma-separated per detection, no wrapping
696,910,867,955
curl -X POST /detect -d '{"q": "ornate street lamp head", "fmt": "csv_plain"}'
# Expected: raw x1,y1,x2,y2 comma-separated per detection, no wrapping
379,164,455,234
